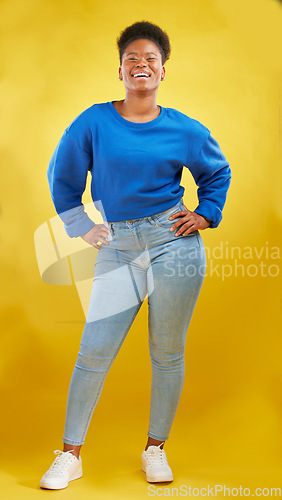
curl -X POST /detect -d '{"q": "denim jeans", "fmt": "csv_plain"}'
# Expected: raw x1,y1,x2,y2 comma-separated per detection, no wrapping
63,197,206,445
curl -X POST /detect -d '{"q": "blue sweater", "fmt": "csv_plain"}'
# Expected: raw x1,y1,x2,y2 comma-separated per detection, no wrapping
47,101,231,237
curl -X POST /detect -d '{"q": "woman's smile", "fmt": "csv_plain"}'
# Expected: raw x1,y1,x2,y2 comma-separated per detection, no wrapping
132,71,151,78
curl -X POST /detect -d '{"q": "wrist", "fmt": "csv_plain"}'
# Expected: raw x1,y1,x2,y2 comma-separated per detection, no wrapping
198,214,211,225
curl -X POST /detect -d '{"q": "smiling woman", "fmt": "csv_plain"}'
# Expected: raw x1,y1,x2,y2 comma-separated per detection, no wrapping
41,20,231,491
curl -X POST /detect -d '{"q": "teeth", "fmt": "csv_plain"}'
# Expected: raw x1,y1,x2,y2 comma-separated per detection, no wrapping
133,73,149,78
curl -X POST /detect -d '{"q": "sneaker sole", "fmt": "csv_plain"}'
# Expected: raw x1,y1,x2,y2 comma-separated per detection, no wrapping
40,470,83,490
142,466,173,483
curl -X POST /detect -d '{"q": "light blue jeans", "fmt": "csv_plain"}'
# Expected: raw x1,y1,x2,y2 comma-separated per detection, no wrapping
63,198,206,445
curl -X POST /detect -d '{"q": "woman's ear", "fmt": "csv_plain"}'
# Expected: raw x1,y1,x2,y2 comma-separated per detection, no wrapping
119,67,123,81
161,66,166,81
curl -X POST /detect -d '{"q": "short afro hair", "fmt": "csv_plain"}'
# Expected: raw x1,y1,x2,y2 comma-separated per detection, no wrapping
117,21,171,65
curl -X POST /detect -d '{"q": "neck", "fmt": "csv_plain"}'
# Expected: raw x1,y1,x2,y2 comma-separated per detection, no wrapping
118,91,159,121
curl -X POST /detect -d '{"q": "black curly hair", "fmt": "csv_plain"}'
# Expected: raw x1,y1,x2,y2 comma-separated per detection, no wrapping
116,21,171,65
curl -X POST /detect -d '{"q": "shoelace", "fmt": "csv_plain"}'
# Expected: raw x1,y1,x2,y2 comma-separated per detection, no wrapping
145,443,166,465
48,450,77,473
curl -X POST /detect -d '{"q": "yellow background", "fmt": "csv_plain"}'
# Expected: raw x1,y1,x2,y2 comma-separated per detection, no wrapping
0,0,281,498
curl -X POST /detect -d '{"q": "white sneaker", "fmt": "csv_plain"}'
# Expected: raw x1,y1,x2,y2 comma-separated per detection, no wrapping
141,443,173,482
40,449,83,489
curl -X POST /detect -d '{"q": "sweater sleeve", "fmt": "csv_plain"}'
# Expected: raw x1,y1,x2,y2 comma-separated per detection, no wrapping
47,129,95,238
187,131,231,228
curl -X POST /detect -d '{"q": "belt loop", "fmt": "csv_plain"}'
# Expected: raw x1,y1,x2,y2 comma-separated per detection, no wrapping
148,216,156,226
109,223,115,236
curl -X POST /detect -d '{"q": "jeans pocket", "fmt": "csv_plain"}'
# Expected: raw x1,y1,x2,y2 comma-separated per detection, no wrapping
154,205,183,228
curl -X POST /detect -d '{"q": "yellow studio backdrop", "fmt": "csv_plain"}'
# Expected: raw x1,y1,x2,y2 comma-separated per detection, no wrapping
0,0,281,498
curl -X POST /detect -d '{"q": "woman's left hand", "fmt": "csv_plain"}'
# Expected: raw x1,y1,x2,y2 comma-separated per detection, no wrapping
169,203,210,236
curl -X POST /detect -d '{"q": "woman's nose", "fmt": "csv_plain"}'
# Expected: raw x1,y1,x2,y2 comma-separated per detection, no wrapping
136,58,147,67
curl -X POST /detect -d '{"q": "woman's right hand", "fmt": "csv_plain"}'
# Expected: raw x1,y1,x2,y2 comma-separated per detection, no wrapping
81,224,110,250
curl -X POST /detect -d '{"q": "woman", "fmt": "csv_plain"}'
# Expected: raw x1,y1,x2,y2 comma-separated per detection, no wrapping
40,21,231,489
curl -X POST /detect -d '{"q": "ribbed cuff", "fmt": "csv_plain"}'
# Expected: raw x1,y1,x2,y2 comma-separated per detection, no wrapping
194,201,222,229
58,205,95,238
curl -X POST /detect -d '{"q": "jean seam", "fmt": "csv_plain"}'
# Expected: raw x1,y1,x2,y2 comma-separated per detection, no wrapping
63,437,85,445
147,432,169,441
148,354,184,442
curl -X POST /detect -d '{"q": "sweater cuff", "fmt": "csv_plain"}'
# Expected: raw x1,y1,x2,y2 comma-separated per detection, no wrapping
58,205,96,238
194,201,222,229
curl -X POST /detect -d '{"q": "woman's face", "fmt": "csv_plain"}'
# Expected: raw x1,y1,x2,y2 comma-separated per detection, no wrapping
119,38,166,93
